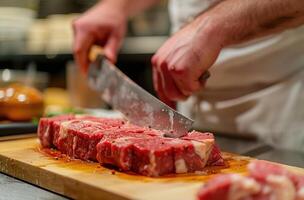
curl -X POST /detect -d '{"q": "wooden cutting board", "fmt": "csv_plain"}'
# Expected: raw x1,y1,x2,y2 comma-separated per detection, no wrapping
0,137,303,200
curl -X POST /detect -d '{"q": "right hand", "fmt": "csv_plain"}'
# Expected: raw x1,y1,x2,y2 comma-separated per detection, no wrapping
72,2,127,73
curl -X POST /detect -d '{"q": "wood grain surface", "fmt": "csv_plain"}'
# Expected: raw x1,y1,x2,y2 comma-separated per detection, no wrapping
0,137,303,200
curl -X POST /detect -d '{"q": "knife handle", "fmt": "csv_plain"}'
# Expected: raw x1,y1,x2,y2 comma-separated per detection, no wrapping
89,45,105,62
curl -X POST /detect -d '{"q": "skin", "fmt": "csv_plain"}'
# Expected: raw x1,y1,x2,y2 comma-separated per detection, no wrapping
73,0,159,73
73,0,304,107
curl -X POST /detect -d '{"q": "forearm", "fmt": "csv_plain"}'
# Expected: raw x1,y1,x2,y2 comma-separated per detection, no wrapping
195,0,304,47
97,0,160,17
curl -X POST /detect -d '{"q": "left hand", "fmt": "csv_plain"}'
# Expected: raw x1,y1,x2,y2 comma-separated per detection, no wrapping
151,16,224,106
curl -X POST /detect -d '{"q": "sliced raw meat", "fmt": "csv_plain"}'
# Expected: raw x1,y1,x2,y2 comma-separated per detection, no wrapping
197,174,261,200
52,118,125,160
96,126,159,170
38,114,123,148
182,131,224,166
38,114,75,148
97,132,220,176
197,160,304,200
249,161,304,200
38,115,224,176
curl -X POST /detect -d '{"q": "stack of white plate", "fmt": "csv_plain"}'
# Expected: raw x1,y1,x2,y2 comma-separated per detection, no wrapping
0,6,36,54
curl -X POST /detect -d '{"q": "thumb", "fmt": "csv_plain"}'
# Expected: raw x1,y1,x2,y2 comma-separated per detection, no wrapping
104,32,122,63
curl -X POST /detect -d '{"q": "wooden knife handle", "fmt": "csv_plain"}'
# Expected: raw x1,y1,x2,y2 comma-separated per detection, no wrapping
89,45,105,62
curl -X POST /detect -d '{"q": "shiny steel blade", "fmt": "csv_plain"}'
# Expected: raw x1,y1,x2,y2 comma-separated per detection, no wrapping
88,55,194,137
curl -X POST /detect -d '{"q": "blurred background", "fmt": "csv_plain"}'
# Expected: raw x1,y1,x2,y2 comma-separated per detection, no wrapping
0,0,170,119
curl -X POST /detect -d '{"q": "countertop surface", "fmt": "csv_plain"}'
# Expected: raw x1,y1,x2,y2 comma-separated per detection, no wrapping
0,135,303,200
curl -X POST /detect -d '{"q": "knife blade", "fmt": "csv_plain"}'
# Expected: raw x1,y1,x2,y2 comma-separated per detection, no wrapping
88,53,194,138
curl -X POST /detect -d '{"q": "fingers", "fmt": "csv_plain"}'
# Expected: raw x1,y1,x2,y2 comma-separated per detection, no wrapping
170,69,201,96
152,66,176,109
104,31,123,63
152,49,206,100
152,55,187,105
167,54,202,95
158,62,188,101
73,23,94,74
152,53,198,101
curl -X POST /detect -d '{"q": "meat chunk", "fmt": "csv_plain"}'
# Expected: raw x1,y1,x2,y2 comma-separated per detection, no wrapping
52,118,125,161
197,160,304,200
97,131,222,176
197,174,261,200
38,115,224,176
248,161,304,200
38,115,75,148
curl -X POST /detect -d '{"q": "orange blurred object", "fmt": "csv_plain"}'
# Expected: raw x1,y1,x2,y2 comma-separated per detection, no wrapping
0,84,43,121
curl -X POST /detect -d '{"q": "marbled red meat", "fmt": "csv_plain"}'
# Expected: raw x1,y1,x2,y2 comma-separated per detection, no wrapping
38,114,224,176
38,114,75,148
197,160,304,200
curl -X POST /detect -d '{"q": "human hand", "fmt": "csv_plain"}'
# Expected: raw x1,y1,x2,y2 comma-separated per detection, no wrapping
151,17,224,105
73,2,127,73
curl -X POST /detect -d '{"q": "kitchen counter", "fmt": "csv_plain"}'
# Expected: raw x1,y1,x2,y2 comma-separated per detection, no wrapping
0,173,66,200
0,135,303,200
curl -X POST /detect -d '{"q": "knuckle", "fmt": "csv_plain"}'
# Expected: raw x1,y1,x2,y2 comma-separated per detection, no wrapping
72,19,82,30
73,45,82,55
169,65,186,75
73,19,93,34
151,55,157,66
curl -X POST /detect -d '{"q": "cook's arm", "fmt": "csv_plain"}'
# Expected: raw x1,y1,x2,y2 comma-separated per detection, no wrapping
100,0,160,17
152,0,304,103
204,0,304,46
73,0,160,73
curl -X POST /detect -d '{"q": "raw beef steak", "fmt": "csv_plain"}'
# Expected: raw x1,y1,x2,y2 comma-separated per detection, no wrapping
197,160,304,200
38,114,224,176
38,114,75,148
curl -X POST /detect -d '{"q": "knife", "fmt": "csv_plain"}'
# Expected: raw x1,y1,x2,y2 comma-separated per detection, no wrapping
88,46,209,138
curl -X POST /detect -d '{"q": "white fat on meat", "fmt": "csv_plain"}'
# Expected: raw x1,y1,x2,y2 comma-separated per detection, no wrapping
113,137,133,144
58,120,73,140
228,174,261,200
175,158,187,173
168,140,189,173
72,136,78,156
41,124,50,145
74,114,88,118
191,140,213,166
80,120,103,127
148,151,158,176
112,137,134,168
266,175,296,200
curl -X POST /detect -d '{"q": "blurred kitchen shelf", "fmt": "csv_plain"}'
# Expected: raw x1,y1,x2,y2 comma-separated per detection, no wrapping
0,52,72,63
0,36,167,92
0,36,168,63
121,36,168,55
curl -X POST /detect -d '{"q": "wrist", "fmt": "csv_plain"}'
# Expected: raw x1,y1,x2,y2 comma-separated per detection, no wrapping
198,2,259,47
192,14,229,51
97,0,130,18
